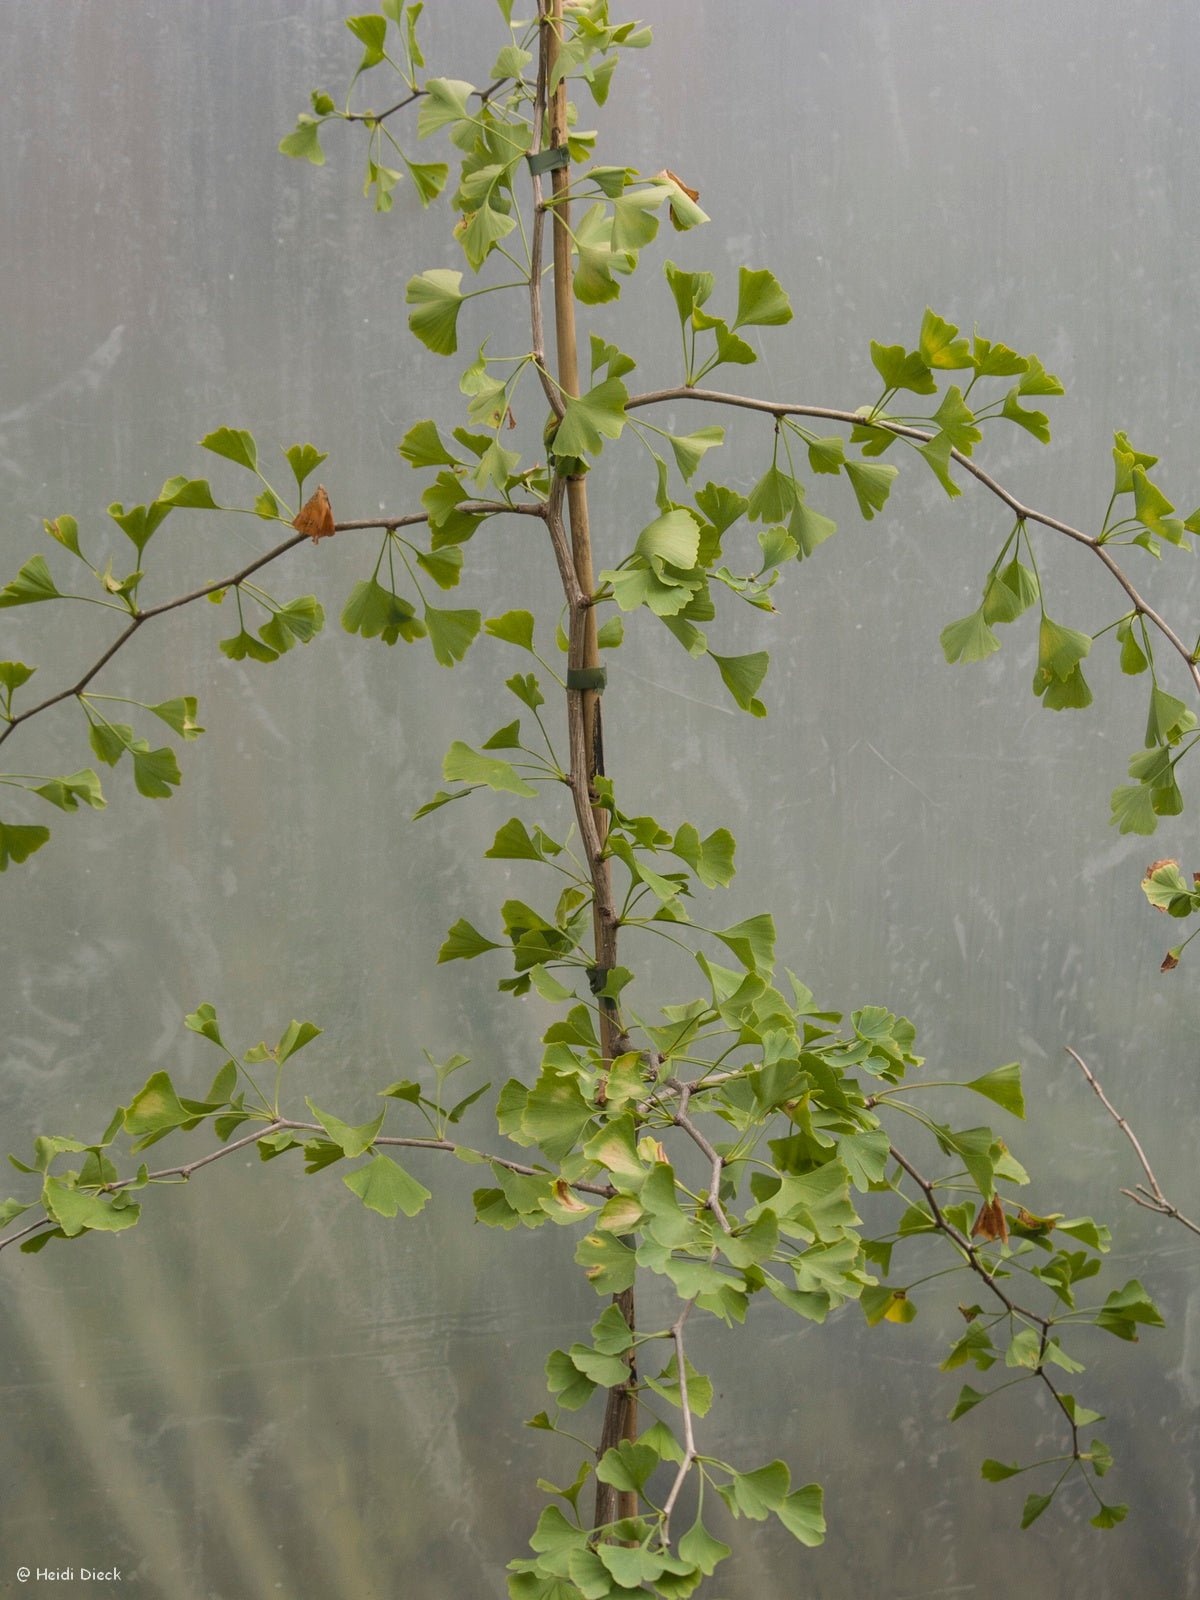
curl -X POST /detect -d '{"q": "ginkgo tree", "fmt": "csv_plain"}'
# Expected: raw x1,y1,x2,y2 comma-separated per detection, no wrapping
4,3,1197,1593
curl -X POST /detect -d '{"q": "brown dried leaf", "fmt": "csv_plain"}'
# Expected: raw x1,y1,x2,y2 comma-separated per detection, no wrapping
293,484,336,543
971,1196,1009,1245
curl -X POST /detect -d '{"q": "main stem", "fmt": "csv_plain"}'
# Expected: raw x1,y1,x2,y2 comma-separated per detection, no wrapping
541,0,637,1529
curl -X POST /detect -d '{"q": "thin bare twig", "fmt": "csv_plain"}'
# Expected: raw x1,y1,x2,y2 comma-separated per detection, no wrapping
665,1078,731,1235
343,76,512,126
658,1296,701,1539
1065,1046,1200,1236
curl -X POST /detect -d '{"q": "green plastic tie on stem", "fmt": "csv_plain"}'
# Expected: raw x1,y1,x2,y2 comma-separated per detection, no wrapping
566,666,607,693
527,147,569,176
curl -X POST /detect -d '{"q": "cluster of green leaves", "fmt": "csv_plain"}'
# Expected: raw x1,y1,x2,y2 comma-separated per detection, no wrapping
933,414,1200,833
413,703,1145,1560
511,1451,823,1598
280,3,449,209
0,431,331,868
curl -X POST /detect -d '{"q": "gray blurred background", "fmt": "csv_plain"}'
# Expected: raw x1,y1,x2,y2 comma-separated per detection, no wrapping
4,2,1200,1595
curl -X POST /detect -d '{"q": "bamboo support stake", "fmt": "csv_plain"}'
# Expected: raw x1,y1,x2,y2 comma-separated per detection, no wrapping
543,0,638,1527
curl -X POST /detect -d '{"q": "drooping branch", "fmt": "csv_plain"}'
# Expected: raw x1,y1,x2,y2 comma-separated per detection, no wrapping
624,386,1200,697
888,1142,1050,1331
1066,1046,1200,1237
888,1140,1084,1459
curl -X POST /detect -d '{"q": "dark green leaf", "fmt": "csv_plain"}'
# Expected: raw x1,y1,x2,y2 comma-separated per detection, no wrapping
734,267,793,329
220,629,280,664
438,918,502,963
131,745,182,798
33,770,106,813
158,476,219,510
551,377,628,462
406,270,465,356
443,741,536,796
285,443,328,491
0,556,60,609
425,606,481,666
710,650,768,716
260,597,325,654
200,426,257,473
341,579,426,645
1021,1492,1054,1529
776,1483,826,1546
965,1062,1024,1118
0,821,51,870
844,461,898,521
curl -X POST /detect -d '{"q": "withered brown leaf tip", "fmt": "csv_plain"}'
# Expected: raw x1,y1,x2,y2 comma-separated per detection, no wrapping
1143,859,1178,908
661,168,700,203
293,484,336,543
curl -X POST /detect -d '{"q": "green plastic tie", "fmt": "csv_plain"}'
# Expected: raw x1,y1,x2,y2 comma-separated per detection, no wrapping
566,666,607,693
526,147,569,176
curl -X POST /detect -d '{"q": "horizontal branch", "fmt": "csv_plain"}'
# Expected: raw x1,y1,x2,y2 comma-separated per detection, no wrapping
0,1112,614,1258
0,501,545,753
625,386,1200,698
343,74,513,126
